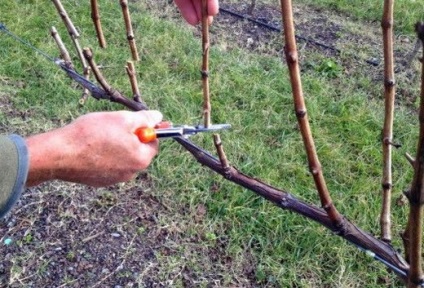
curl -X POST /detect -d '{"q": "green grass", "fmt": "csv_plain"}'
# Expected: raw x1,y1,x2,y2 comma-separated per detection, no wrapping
0,0,422,287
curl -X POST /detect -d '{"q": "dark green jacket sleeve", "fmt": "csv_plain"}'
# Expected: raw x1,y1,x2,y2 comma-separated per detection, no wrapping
0,135,29,218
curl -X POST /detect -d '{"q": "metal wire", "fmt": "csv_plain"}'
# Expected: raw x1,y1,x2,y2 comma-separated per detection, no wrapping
0,23,57,63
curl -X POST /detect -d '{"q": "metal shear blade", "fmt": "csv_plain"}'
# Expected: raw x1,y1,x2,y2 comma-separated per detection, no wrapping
183,124,232,135
156,124,231,139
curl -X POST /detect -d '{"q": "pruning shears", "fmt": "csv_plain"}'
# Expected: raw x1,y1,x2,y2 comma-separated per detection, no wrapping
135,122,231,143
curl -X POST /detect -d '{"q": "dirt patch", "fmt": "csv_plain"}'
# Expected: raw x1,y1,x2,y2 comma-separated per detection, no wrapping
1,178,244,287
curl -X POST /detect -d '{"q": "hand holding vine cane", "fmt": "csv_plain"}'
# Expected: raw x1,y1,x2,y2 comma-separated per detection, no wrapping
174,0,219,25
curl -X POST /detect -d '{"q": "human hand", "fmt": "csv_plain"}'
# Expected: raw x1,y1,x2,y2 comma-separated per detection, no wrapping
26,110,163,187
174,0,219,25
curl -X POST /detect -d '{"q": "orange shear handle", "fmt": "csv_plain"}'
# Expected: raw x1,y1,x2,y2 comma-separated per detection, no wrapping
135,121,171,143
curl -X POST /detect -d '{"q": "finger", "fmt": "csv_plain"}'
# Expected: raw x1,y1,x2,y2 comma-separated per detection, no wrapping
174,0,199,25
193,1,202,24
198,1,218,25
207,0,219,16
137,139,159,167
